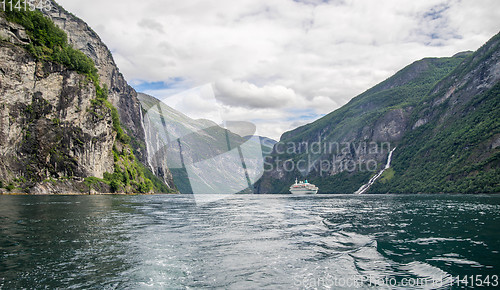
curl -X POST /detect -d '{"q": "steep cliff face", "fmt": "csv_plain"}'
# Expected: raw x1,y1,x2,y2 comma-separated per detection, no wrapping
0,17,114,192
35,1,176,190
0,7,172,194
256,52,474,193
137,93,176,189
42,1,163,176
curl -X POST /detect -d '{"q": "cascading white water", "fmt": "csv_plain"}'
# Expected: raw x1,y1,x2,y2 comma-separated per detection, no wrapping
354,147,396,194
140,107,155,174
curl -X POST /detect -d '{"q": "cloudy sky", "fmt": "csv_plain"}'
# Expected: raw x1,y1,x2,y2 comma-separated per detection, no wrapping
58,0,500,140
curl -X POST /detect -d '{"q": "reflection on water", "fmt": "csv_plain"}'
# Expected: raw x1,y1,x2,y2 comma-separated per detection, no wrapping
0,194,499,288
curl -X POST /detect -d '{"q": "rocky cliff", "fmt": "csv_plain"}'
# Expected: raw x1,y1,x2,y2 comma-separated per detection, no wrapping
41,1,175,189
42,2,146,160
257,32,499,194
0,15,115,192
0,7,171,193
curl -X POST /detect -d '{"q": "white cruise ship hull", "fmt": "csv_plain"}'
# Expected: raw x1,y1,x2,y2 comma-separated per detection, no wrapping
289,179,318,194
289,188,318,194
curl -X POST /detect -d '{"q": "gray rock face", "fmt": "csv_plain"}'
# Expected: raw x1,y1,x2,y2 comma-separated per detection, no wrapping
0,17,30,45
371,108,412,142
138,93,175,189
41,1,174,188
421,37,500,126
42,2,146,162
0,26,115,187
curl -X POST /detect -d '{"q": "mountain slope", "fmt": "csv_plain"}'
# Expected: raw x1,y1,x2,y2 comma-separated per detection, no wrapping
139,93,266,194
257,33,499,194
370,32,500,193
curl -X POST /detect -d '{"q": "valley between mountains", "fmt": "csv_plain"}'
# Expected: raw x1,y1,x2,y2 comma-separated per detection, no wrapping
0,1,498,194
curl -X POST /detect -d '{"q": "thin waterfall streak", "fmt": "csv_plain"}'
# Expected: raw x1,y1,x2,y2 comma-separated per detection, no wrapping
355,147,396,195
140,108,155,174
238,146,252,190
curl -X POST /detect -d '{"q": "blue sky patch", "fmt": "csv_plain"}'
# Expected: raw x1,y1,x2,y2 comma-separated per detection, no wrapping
285,108,322,121
131,77,184,93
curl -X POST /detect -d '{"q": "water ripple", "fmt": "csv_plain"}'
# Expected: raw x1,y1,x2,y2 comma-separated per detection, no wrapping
0,194,499,289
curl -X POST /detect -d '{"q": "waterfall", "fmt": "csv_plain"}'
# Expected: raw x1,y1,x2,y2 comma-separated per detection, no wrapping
140,107,155,174
354,147,396,194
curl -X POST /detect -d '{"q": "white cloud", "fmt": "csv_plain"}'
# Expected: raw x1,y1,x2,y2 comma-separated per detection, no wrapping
161,84,224,124
57,0,500,140
214,79,300,109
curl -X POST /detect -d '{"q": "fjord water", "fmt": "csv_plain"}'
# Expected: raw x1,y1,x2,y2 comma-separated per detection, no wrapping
1,195,499,289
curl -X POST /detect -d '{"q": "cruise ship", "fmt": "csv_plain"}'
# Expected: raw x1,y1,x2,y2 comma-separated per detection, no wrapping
289,178,318,194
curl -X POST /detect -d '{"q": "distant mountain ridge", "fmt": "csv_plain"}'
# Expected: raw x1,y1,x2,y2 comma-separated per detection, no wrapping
139,93,266,194
257,32,499,194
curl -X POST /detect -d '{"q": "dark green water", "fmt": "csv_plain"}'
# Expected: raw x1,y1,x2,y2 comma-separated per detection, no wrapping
0,194,499,289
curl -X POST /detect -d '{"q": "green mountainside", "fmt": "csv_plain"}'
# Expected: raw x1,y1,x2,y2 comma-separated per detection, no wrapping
370,33,500,193
257,32,499,194
280,54,470,144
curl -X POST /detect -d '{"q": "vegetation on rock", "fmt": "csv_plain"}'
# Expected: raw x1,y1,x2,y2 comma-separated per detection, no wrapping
4,3,97,79
2,4,173,193
260,54,471,193
259,32,499,194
